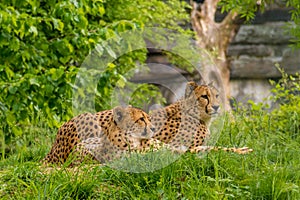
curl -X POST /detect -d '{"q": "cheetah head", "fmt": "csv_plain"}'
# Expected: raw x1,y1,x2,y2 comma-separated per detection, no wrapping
113,106,155,139
184,81,220,122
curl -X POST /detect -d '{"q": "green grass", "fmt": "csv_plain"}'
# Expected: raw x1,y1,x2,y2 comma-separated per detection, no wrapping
1,104,300,200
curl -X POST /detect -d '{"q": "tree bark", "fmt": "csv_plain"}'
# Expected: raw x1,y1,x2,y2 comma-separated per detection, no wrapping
190,0,244,110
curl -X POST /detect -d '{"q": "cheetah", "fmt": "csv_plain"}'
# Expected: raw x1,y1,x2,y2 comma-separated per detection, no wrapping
43,106,158,165
150,81,252,154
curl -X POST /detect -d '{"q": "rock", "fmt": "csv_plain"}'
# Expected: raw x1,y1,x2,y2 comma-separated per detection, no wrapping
232,22,293,44
227,45,274,57
230,79,273,105
281,48,300,70
230,56,282,78
230,47,300,78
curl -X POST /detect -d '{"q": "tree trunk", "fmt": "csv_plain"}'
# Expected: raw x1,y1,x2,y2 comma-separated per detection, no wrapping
190,0,244,110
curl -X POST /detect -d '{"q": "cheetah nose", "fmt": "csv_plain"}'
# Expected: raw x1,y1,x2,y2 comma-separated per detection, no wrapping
150,127,156,132
212,105,219,111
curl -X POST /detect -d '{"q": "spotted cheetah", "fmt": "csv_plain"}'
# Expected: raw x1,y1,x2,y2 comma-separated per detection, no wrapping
150,81,252,154
43,106,157,165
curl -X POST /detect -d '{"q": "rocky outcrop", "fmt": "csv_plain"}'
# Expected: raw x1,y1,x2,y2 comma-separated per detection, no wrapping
228,14,300,104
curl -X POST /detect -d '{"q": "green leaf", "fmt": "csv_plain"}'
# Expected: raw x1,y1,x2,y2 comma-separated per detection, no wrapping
98,5,105,16
8,86,17,94
10,38,20,51
52,68,64,81
77,15,88,29
59,56,71,64
49,68,64,81
5,67,14,79
29,78,40,86
12,126,22,136
6,111,16,126
29,26,38,37
52,18,64,32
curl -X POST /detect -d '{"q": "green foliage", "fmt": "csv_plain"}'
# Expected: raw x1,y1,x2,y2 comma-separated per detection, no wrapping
0,0,109,140
219,0,265,21
231,69,300,148
269,69,300,138
269,67,300,104
0,0,190,153
104,0,190,29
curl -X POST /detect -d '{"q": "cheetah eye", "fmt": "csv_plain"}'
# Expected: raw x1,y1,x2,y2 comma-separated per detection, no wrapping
201,95,208,100
134,117,145,124
216,94,219,98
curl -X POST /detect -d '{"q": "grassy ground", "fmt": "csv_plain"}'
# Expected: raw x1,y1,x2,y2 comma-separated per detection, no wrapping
0,103,299,199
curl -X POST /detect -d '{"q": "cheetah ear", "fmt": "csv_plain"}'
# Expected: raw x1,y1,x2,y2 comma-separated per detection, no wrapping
113,106,125,123
185,81,198,98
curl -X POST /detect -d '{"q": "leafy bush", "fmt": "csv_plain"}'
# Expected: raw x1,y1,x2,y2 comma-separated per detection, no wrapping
269,69,300,139
229,68,300,148
0,0,190,155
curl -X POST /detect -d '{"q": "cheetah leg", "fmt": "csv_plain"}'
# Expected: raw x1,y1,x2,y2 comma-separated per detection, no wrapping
139,139,168,152
190,146,253,154
141,139,192,154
